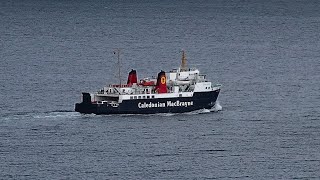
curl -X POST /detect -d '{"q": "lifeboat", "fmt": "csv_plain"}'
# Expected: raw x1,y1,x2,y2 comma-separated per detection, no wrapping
141,81,155,86
175,80,191,85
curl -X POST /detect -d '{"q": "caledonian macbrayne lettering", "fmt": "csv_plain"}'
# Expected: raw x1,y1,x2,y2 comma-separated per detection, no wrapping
138,101,193,108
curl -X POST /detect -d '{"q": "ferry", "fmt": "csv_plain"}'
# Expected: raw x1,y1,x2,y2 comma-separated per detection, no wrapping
75,51,221,114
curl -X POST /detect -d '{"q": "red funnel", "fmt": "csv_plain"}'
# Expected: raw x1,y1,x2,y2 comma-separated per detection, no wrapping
127,69,137,85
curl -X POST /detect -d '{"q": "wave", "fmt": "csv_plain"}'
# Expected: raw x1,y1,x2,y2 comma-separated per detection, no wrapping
184,101,222,115
32,111,81,119
211,101,223,112
2,101,223,120
1,110,81,120
118,112,175,117
185,108,210,115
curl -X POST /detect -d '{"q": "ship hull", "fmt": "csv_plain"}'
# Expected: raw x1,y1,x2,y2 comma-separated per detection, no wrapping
75,90,220,115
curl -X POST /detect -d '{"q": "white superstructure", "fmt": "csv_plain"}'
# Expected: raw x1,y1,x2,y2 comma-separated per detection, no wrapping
88,51,221,105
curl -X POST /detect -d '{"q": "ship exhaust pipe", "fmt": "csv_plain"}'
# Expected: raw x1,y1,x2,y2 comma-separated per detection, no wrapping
127,69,138,85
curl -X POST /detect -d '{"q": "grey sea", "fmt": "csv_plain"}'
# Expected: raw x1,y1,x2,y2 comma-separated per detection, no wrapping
1,0,320,179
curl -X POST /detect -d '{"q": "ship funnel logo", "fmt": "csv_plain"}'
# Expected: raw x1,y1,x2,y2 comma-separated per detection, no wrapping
155,70,167,93
161,76,166,84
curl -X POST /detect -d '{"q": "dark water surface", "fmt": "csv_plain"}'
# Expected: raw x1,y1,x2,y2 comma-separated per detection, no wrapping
1,0,320,179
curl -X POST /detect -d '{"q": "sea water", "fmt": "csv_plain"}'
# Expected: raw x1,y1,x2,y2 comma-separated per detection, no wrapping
1,0,320,179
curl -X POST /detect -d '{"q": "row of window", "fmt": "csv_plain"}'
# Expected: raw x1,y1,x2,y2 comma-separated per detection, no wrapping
130,95,155,100
129,94,185,99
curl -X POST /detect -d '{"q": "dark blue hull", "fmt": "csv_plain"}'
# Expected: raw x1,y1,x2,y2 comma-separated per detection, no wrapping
75,90,220,114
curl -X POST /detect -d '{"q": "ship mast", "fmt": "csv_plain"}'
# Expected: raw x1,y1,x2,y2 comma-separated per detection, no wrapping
114,49,122,86
180,50,187,71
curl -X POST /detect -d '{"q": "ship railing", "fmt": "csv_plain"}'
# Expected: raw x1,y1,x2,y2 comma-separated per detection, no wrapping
109,84,131,88
97,89,104,94
212,84,222,89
